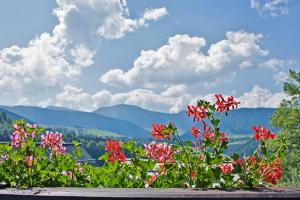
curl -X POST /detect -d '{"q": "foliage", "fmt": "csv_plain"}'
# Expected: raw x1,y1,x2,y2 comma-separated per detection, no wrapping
142,95,285,189
0,112,13,141
271,69,300,187
0,94,286,188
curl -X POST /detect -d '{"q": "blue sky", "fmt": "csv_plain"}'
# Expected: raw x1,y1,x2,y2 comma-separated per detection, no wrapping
0,0,299,112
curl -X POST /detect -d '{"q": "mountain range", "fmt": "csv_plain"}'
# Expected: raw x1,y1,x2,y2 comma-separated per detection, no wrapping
0,104,276,139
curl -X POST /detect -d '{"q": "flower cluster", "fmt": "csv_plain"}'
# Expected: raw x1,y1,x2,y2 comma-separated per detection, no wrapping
41,131,66,155
0,92,286,189
218,132,228,142
191,118,228,143
215,94,240,112
10,123,38,148
144,141,175,164
151,124,174,141
193,122,225,143
200,122,216,141
234,155,256,166
261,159,282,184
252,126,276,140
219,163,234,175
105,140,126,163
187,105,207,122
191,126,200,138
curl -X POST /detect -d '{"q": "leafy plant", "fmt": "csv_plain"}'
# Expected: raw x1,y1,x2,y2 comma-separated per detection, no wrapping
0,94,286,189
271,69,300,187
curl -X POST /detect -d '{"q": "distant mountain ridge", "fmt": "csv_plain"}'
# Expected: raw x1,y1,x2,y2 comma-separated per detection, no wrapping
94,104,192,133
95,104,276,136
0,105,149,138
46,106,75,112
0,104,276,139
0,107,32,122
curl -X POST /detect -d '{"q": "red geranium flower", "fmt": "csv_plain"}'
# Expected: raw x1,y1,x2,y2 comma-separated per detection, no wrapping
233,155,256,166
191,126,200,138
191,171,197,178
252,126,276,140
214,94,240,112
151,124,171,141
261,159,282,184
200,122,215,141
105,140,121,153
187,105,207,121
249,155,256,165
105,140,126,163
107,152,126,163
218,132,228,142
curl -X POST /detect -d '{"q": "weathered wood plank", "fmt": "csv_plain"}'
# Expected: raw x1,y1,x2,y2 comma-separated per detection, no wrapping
0,187,299,200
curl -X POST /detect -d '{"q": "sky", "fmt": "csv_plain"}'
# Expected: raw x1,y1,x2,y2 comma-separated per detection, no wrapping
0,0,299,113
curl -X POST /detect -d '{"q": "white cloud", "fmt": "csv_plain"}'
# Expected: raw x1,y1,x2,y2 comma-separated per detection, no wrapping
258,58,297,83
273,71,289,84
17,98,30,106
141,7,168,21
0,0,290,113
37,99,53,108
259,58,296,71
250,0,291,17
239,85,286,108
54,85,191,113
100,31,268,88
55,85,95,111
52,83,285,113
161,84,187,97
0,0,167,106
54,0,167,42
0,32,94,104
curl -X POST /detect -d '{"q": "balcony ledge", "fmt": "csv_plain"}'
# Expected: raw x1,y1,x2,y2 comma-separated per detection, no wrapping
0,187,299,200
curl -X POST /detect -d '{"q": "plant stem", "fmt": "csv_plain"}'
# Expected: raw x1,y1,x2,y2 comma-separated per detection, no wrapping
172,133,193,186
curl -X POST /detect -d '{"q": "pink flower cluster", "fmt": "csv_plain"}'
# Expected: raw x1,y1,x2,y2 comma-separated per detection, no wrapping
41,131,66,155
144,141,175,164
219,163,234,175
10,123,38,148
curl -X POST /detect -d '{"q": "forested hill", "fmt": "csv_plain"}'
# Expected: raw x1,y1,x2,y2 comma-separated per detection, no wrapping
0,112,13,141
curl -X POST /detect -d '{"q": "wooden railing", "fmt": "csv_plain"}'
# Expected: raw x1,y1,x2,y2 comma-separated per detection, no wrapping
0,187,299,200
